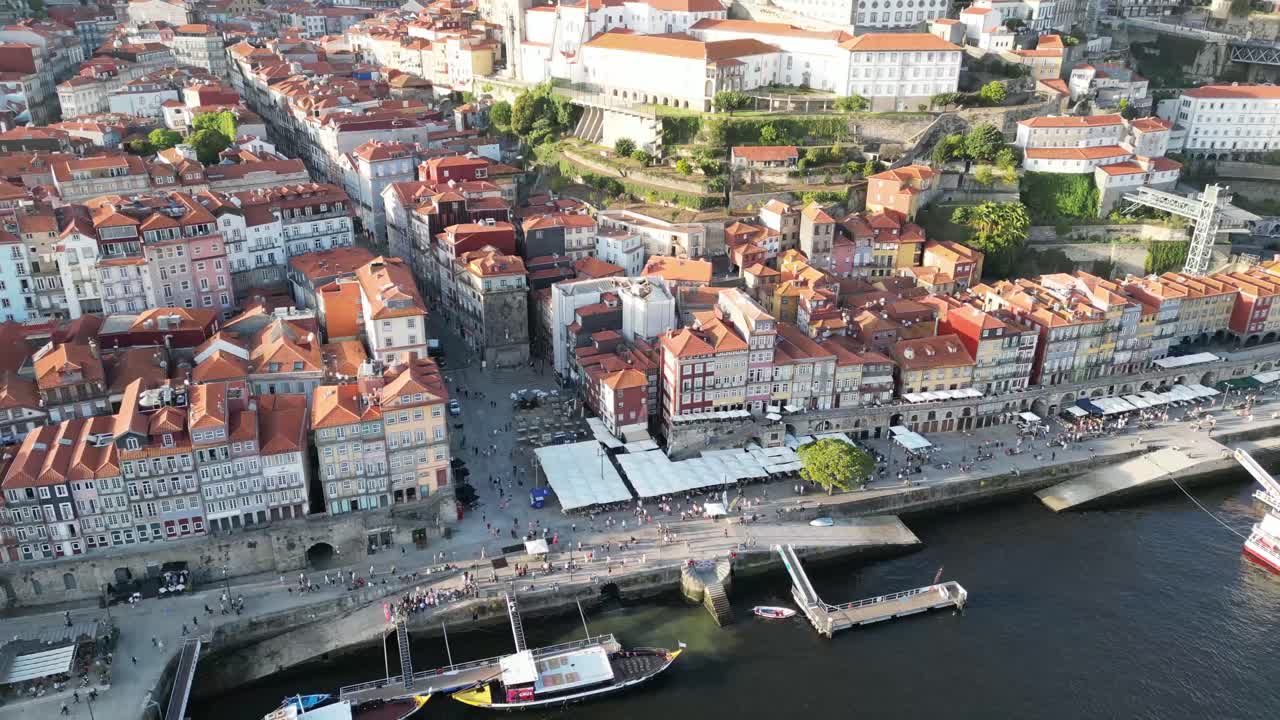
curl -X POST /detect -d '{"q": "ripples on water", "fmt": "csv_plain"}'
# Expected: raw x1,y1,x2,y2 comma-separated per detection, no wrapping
197,476,1280,720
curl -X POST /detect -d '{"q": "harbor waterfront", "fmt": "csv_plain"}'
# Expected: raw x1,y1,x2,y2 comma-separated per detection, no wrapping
200,476,1280,720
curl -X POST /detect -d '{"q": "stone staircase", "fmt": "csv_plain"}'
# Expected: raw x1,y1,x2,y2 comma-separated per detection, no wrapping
702,582,733,626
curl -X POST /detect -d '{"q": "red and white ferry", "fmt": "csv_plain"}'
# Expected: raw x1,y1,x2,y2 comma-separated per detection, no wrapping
1232,449,1280,573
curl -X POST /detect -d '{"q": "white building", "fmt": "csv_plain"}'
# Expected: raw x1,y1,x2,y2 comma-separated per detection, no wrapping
842,34,963,111
1068,63,1150,111
549,276,676,376
596,229,645,277
356,257,428,365
1015,114,1127,150
57,219,103,319
771,0,951,29
518,0,727,85
598,208,709,258
107,78,180,117
1163,84,1280,159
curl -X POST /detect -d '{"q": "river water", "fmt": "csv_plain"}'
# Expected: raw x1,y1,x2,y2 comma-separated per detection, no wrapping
197,473,1280,720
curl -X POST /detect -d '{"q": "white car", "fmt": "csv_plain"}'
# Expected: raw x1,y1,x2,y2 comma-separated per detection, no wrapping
809,517,835,527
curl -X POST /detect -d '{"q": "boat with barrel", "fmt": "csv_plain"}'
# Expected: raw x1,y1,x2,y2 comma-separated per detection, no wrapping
450,644,682,710
263,693,429,720
753,606,796,619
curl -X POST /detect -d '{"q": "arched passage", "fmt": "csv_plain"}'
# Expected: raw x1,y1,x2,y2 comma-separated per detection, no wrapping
1031,398,1048,418
62,572,77,591
1200,371,1216,387
307,542,337,570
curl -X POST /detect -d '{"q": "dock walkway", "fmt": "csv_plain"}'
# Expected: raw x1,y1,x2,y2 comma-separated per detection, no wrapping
774,544,967,638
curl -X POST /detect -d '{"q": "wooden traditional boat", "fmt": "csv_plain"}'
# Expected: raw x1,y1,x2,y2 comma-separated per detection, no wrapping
264,694,429,720
753,606,796,619
451,646,682,710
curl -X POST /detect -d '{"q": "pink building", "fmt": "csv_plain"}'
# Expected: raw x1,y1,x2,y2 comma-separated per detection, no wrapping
129,192,235,316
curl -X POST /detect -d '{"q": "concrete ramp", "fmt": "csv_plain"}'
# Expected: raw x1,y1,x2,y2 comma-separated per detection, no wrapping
1037,442,1225,512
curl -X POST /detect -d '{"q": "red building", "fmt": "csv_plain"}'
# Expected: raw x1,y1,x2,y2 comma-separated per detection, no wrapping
420,155,491,184
438,222,517,257
99,307,221,350
1219,269,1280,339
658,327,716,427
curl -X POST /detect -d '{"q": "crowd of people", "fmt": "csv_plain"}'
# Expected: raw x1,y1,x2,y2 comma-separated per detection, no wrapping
388,572,479,622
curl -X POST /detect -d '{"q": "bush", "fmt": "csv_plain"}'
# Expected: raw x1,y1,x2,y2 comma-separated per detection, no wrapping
675,158,693,175
1146,241,1190,274
805,147,832,165
964,124,1005,162
631,149,651,164
1020,172,1099,224
704,116,853,149
834,94,870,112
931,92,961,109
978,81,1007,106
713,90,751,113
557,156,722,209
662,116,701,145
974,166,996,186
801,190,846,205
614,138,635,156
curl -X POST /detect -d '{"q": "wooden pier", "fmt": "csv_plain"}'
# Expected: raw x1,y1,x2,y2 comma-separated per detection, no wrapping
774,544,967,638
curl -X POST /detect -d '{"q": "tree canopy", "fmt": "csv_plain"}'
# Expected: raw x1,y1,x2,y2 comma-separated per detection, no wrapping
932,133,965,165
963,124,1005,162
147,128,182,151
797,439,875,494
614,137,635,157
189,110,238,164
508,83,579,147
713,90,751,113
978,81,1007,106
951,202,1030,275
489,100,512,133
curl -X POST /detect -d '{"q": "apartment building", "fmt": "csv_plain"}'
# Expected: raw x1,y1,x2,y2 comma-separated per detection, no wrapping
33,340,108,422
51,154,151,202
311,382,388,515
454,248,530,368
865,166,939,221
372,358,451,502
889,334,976,397
1164,85,1280,159
357,257,429,364
255,394,311,522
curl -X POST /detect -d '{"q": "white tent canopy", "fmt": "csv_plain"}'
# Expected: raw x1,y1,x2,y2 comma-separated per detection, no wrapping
0,645,76,685
534,441,632,510
1254,370,1280,384
890,425,932,451
618,447,780,498
1153,352,1219,369
1064,406,1089,418
1019,411,1041,423
703,502,727,518
524,538,549,555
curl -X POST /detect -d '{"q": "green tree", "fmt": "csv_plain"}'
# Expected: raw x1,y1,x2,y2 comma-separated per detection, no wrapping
797,438,875,494
964,123,1005,162
126,139,154,155
834,94,870,112
713,90,750,113
796,157,810,172
147,128,183,151
759,123,783,145
630,149,651,164
862,159,881,176
805,147,831,165
489,100,512,133
1230,0,1250,16
192,110,237,143
932,133,965,165
675,158,693,175
951,201,1030,272
188,128,232,165
974,165,996,186
931,92,960,109
614,137,636,157
995,146,1018,171
978,81,1007,106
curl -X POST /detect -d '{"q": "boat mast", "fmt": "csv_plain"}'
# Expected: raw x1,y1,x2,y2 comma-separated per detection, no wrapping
442,621,453,666
576,599,591,640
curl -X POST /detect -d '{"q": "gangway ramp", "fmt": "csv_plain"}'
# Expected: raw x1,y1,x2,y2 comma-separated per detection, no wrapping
166,638,201,720
774,543,967,638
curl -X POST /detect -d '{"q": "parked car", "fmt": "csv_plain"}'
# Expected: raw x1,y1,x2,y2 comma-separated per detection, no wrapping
448,399,461,416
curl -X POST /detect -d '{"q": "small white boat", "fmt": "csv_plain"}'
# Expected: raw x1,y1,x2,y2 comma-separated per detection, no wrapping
753,606,796,619
809,517,834,527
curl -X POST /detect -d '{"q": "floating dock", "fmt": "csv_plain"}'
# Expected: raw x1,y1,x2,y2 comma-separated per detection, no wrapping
774,544,967,638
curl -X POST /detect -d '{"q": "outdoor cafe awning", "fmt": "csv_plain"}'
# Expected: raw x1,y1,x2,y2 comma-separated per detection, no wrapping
1254,370,1280,385
524,539,549,555
890,425,932,451
1063,406,1089,418
0,645,77,685
1018,411,1041,423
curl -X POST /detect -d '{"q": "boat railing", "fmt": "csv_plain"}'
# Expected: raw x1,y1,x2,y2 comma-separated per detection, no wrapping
338,633,619,698
822,583,949,613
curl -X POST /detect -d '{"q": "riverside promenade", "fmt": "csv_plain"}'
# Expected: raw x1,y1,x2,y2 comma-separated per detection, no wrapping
5,324,1277,720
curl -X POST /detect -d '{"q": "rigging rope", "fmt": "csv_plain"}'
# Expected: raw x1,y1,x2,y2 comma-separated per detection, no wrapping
1167,472,1248,541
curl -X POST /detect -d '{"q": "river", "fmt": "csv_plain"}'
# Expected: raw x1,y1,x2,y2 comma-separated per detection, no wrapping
195,473,1280,720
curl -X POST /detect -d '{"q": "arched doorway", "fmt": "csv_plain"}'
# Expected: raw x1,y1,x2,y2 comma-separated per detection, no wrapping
62,573,77,591
1031,398,1048,418
307,542,337,570
1200,371,1216,387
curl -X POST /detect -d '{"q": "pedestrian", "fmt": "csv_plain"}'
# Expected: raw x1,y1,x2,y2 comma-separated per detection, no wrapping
64,610,72,627
192,616,199,628
151,636,158,648
182,624,189,636
60,704,69,716
73,691,80,704
131,656,137,665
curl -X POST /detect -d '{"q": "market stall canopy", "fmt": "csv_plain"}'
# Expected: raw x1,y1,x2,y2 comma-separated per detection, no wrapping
524,538,549,555
618,447,779,498
1254,370,1280,385
1063,406,1089,418
0,644,76,685
902,388,984,403
1018,411,1041,423
1152,352,1219,368
703,502,727,517
889,426,931,451
534,441,632,510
